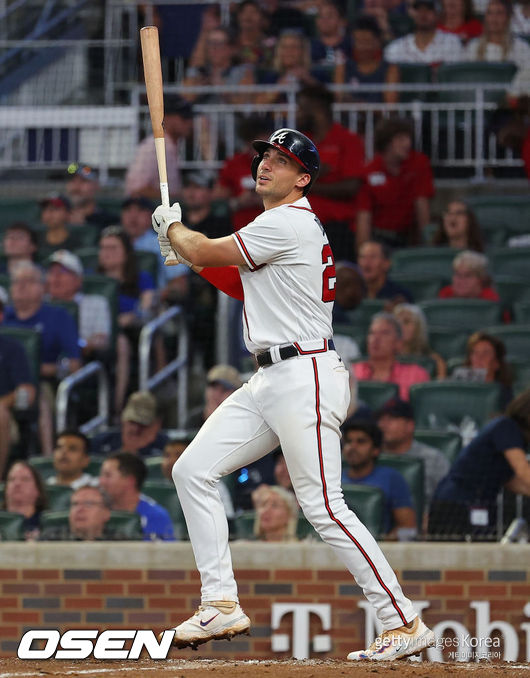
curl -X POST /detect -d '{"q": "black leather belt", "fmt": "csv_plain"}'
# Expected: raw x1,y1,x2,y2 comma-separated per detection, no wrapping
256,339,335,367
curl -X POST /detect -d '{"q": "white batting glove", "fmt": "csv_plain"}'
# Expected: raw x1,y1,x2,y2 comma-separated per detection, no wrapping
152,202,182,238
157,233,192,268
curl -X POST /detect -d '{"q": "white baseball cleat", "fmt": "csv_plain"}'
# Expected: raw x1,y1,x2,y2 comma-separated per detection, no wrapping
166,601,251,649
347,617,435,661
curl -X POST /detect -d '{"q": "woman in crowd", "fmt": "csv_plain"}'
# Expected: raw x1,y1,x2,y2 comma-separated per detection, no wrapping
429,387,530,539
393,303,447,379
464,0,530,72
254,485,300,542
232,0,274,68
438,0,483,43
97,226,156,415
335,16,399,104
462,331,514,409
3,461,48,540
438,250,499,301
431,201,485,251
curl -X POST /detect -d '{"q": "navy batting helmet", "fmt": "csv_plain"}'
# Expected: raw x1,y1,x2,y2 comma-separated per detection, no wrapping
251,128,320,196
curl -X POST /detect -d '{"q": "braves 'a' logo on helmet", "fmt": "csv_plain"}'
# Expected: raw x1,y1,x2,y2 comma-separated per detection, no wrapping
270,130,288,145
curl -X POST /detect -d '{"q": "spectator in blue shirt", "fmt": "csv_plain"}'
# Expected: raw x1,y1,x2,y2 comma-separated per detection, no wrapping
341,419,416,538
99,451,175,541
4,261,81,456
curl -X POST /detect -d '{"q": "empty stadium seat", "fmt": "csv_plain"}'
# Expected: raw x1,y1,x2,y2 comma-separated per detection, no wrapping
342,484,384,539
419,299,501,331
396,63,432,102
428,327,469,361
482,325,530,361
28,456,55,480
410,382,501,431
145,456,165,480
106,511,144,540
491,247,530,279
436,62,517,106
413,429,462,464
391,247,455,279
390,273,444,302
0,511,25,541
77,246,99,272
45,485,73,511
466,195,530,243
86,456,105,477
233,510,256,540
356,381,399,411
378,454,424,529
513,301,530,324
496,276,530,316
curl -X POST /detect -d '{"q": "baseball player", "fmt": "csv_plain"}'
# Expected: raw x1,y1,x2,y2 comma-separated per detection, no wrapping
151,128,435,660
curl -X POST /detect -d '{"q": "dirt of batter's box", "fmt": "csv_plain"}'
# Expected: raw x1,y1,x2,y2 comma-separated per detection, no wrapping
0,658,529,678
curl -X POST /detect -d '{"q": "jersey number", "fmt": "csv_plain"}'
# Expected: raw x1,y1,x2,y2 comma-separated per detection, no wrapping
321,244,336,303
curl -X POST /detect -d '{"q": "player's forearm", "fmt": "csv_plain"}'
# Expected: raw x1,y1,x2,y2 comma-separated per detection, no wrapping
168,222,209,267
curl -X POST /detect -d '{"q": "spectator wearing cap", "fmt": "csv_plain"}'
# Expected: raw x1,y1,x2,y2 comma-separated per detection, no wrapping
37,194,84,260
90,390,168,458
1,222,38,276
187,364,243,429
384,0,464,64
99,451,175,541
295,84,365,261
341,419,417,538
358,241,413,305
352,312,430,401
125,94,194,201
4,261,81,456
212,115,270,233
356,119,435,250
120,196,189,289
0,293,36,478
66,164,119,232
376,398,450,516
46,249,111,358
438,250,500,301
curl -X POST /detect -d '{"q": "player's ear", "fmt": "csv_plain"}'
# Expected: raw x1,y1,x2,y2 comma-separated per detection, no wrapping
296,172,311,191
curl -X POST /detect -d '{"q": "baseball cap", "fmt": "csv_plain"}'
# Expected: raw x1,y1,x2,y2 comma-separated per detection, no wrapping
67,163,99,182
40,194,71,210
48,250,84,277
165,94,194,119
183,170,216,189
121,391,158,425
376,398,414,420
206,365,242,391
121,196,156,211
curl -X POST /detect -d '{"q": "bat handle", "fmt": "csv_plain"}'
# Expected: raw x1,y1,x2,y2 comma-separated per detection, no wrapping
159,181,180,267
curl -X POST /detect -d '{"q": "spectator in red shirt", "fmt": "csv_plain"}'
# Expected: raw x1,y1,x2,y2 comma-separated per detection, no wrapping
356,118,435,251
438,250,500,301
212,115,271,232
296,84,365,261
438,0,483,43
352,312,430,400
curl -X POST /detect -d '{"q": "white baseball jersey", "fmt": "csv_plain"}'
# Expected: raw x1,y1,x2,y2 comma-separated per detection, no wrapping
232,196,335,353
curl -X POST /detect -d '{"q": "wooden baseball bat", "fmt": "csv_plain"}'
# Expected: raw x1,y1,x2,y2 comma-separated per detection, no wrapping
140,25,178,265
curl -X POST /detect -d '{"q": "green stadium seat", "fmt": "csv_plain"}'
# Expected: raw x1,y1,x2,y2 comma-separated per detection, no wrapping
342,484,384,539
0,481,4,505
39,510,70,537
410,382,501,430
509,359,530,396
413,429,462,464
419,299,501,331
357,381,399,411
0,273,9,292
145,456,165,480
333,323,366,352
491,247,530,279
436,62,517,106
391,247,456,279
234,510,256,540
464,197,530,246
390,273,444,302
378,454,424,529
0,511,25,541
495,276,530,316
346,299,386,333
0,198,40,225
135,250,159,283
142,480,187,539
46,485,74,511
396,63,432,102
0,327,41,383
82,274,119,346
77,246,99,272
106,511,144,540
86,456,105,477
428,327,470,361
482,325,530,361
28,456,55,480
513,301,530,324
296,515,319,540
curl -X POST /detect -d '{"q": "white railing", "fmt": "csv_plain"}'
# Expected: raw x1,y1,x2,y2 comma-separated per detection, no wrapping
55,361,110,434
0,82,523,182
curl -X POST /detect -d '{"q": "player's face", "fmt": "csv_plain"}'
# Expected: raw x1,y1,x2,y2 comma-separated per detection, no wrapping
255,148,308,202
53,435,89,477
367,318,401,359
69,488,110,539
342,431,378,469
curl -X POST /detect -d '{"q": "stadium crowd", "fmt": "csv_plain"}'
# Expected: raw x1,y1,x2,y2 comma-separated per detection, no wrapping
0,0,529,545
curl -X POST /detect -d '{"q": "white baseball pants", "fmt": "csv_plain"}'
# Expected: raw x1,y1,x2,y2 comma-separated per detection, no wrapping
172,350,416,630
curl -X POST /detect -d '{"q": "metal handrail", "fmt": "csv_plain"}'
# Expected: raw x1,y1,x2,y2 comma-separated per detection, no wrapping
138,306,188,428
55,361,110,434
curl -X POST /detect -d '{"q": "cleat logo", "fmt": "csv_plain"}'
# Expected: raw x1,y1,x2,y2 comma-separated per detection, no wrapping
199,613,220,627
